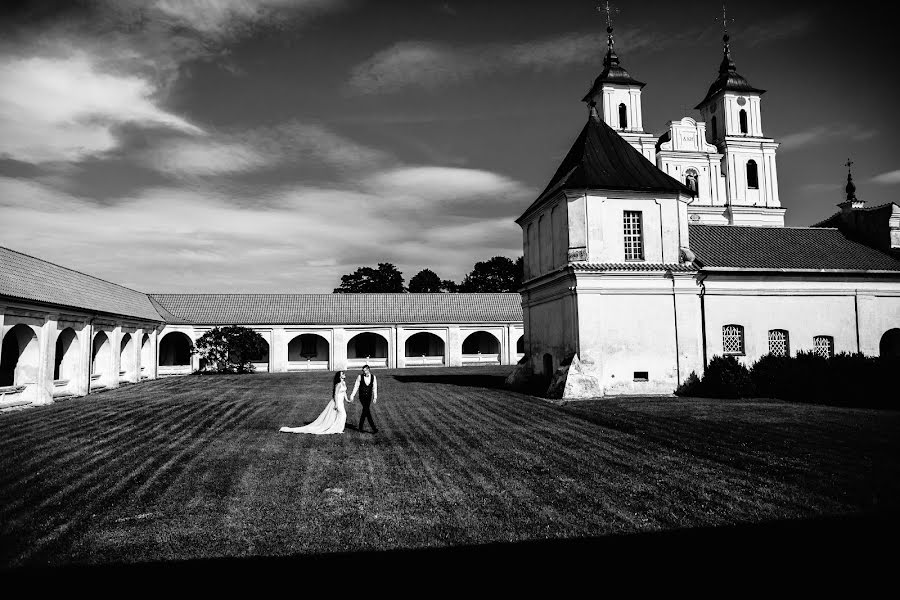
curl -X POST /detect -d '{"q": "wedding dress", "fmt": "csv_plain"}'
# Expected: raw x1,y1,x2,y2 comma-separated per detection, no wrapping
280,381,347,434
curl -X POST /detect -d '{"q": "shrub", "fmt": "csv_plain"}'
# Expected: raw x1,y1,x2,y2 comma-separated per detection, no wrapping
749,353,792,399
702,355,754,399
675,371,702,397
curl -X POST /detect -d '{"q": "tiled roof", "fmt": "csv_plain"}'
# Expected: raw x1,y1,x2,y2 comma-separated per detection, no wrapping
0,246,164,321
149,293,523,325
520,113,694,220
570,263,697,272
688,225,900,272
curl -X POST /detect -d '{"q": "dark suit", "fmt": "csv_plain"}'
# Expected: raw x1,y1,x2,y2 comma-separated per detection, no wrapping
356,374,378,433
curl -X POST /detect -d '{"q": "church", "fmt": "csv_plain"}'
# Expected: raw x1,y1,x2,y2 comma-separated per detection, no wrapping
515,25,900,397
2,25,899,410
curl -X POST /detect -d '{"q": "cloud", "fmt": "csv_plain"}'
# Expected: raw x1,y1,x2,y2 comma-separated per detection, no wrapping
365,166,528,203
347,30,682,94
151,0,346,37
742,14,814,47
870,170,900,185
140,121,392,178
0,52,201,163
778,124,878,152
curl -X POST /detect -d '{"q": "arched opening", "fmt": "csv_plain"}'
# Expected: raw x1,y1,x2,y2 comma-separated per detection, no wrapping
120,333,136,382
1,324,40,389
739,109,748,134
685,168,699,194
140,334,151,379
516,335,524,355
618,103,628,129
91,331,112,388
461,331,501,365
52,328,79,395
347,332,389,368
746,160,759,189
248,338,270,372
159,331,193,376
404,332,445,367
287,334,330,370
880,328,900,359
542,353,554,381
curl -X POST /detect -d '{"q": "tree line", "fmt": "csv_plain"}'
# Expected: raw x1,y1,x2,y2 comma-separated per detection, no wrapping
333,256,524,293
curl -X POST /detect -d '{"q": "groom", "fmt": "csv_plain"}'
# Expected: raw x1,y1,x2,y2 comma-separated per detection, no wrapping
349,364,378,434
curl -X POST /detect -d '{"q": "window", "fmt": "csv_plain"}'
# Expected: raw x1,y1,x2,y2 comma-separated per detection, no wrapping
813,336,834,358
618,103,628,129
739,109,748,134
746,160,759,189
633,371,649,381
723,325,745,355
685,168,699,193
623,211,644,260
768,329,789,357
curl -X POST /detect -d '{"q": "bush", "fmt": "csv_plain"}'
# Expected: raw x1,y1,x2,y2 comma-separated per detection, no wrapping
749,353,792,399
675,371,702,397
194,326,268,374
701,355,754,399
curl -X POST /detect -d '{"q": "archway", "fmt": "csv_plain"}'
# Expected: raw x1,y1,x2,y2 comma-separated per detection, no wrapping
516,335,524,356
53,328,79,396
91,331,112,388
287,334,330,370
140,334,151,379
248,338,270,372
1,324,40,388
404,332,445,366
880,328,900,359
120,333,136,382
159,331,193,375
461,331,501,365
347,332,388,368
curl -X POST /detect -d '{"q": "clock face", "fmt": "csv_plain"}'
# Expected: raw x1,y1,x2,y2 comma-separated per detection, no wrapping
737,96,747,106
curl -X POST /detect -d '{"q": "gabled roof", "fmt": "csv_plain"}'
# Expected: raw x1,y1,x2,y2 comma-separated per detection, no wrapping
0,246,164,321
519,112,694,221
688,225,900,272
149,293,523,325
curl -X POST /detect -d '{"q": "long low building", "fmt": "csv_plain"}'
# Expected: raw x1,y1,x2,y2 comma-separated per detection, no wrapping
0,246,523,409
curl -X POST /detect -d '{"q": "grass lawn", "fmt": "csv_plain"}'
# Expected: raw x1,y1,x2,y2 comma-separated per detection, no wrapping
2,366,899,570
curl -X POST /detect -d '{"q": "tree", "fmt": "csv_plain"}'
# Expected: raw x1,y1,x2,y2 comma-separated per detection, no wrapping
333,263,405,293
458,256,523,292
408,269,442,293
194,325,268,373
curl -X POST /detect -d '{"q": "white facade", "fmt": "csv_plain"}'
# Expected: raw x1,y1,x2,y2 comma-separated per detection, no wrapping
597,83,657,163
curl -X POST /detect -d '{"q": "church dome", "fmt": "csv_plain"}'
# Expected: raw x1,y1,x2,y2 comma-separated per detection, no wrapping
694,34,765,109
582,26,645,103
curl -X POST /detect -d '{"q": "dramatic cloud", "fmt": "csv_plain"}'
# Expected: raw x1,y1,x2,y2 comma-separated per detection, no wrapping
347,30,682,94
0,52,201,163
151,0,347,37
870,170,900,185
778,124,878,152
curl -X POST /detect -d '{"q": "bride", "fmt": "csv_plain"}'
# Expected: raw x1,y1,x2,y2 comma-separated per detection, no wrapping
280,371,349,435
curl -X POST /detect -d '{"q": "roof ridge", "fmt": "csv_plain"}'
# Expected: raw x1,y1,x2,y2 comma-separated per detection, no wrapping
689,224,839,231
1,245,150,296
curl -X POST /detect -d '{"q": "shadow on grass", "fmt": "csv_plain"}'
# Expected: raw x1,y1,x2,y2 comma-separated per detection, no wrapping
7,512,898,588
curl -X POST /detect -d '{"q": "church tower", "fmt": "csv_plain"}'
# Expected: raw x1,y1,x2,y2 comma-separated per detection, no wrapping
695,31,784,226
582,18,657,162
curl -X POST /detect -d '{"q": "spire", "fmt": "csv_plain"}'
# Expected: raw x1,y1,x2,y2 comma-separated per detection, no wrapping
845,159,857,202
694,5,765,109
719,4,737,75
582,2,644,104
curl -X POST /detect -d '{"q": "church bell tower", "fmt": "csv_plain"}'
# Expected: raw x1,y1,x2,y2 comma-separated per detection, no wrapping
581,8,657,162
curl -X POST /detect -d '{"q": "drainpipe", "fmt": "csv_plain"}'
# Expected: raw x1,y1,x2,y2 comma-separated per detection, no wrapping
670,270,681,385
698,273,708,370
854,290,861,353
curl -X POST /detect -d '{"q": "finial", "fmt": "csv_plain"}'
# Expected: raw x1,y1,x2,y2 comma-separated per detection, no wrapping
598,1,619,53
845,158,857,201
718,4,736,74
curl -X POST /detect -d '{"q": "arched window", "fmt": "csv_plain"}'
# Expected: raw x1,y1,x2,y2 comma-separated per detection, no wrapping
813,336,834,358
880,329,900,359
739,109,748,134
618,103,628,129
722,325,744,355
685,168,699,193
768,329,789,357
746,160,759,189
711,116,717,140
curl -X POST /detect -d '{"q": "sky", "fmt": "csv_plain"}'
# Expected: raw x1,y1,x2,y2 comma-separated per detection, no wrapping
1,0,897,293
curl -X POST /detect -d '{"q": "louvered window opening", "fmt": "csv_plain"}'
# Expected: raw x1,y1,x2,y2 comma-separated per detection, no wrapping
813,335,834,358
768,329,789,357
722,325,744,355
623,211,644,261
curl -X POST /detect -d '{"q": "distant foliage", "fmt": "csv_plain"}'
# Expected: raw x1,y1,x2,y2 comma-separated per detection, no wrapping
680,351,897,408
334,263,405,293
408,269,457,293
194,326,268,374
458,256,523,293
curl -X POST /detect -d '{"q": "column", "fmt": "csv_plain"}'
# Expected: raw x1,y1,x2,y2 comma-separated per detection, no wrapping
447,325,462,367
272,327,286,373
333,328,347,371
36,313,54,404
396,326,405,369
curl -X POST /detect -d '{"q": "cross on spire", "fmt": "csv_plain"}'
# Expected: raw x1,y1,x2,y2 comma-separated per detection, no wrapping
845,158,854,173
721,3,734,37
599,1,619,29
